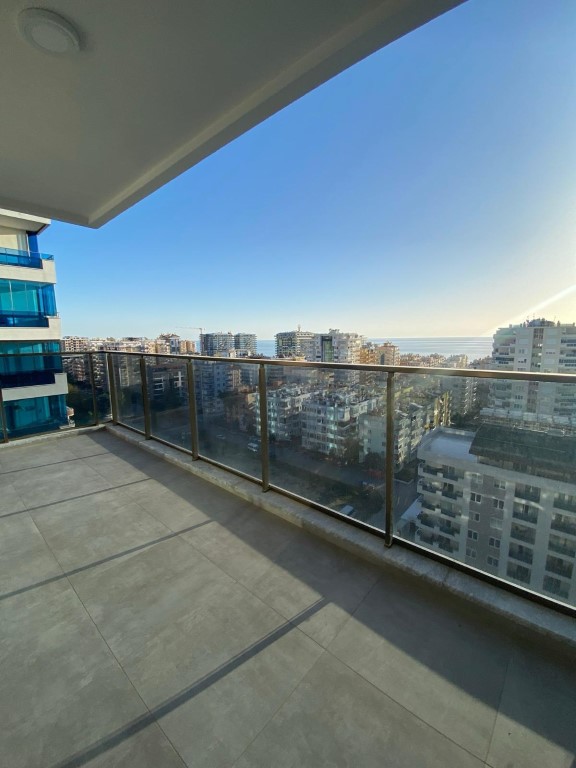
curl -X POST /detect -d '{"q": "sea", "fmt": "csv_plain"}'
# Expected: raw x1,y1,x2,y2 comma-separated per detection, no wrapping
257,337,492,360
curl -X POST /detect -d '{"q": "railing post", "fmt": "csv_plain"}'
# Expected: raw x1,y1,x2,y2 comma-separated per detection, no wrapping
258,363,270,491
385,371,394,547
0,386,9,443
106,353,119,424
186,359,200,459
139,355,152,439
87,352,99,426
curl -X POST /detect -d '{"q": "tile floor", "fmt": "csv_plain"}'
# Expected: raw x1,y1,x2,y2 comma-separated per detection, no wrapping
0,430,574,768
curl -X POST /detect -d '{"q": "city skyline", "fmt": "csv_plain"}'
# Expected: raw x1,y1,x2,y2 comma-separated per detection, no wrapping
38,0,575,339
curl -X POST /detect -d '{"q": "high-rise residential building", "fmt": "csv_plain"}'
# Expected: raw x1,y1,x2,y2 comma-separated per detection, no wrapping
485,319,576,426
301,390,384,457
413,425,576,604
0,209,68,437
200,332,235,356
313,329,365,364
360,342,401,367
156,333,182,355
234,333,257,356
359,392,451,470
443,376,478,417
275,328,315,359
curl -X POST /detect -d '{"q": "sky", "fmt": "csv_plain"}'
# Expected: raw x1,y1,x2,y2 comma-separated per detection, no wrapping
40,0,576,343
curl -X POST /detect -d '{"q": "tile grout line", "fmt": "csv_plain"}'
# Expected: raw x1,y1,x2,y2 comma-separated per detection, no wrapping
319,571,492,765
324,642,488,765
230,646,330,768
27,511,190,768
0,451,110,476
0,478,151,519
483,654,512,765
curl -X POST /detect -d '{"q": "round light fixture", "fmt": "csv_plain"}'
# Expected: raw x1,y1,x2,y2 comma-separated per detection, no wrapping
18,8,81,55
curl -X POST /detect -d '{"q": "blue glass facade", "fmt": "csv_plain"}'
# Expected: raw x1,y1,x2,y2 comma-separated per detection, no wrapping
0,278,57,319
0,341,63,388
3,395,68,438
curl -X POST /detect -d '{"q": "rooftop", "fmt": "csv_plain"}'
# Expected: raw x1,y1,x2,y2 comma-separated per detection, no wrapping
1,427,575,767
418,427,477,462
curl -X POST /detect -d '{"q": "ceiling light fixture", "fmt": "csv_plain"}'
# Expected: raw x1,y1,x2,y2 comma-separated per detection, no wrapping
18,8,81,55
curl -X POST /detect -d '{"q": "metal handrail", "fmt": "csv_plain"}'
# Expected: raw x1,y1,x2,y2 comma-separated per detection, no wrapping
0,348,575,616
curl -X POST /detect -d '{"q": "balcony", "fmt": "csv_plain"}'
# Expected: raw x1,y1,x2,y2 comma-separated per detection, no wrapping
508,545,534,565
510,525,536,545
4,428,575,766
0,311,50,328
439,523,460,538
0,246,53,268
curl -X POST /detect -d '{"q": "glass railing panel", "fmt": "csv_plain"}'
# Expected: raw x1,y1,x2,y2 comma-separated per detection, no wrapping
91,353,111,422
0,248,43,269
0,312,49,328
194,359,261,478
63,353,95,427
265,364,388,531
111,354,145,432
393,372,576,607
145,356,190,450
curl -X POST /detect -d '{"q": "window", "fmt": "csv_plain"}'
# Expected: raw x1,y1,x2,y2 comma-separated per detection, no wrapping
467,530,478,541
494,480,506,490
493,499,504,510
471,493,482,503
487,556,499,567
489,537,500,549
490,517,503,530
473,513,480,522
466,547,477,558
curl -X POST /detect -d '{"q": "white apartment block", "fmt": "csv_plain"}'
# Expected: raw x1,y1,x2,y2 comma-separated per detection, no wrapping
313,329,365,364
275,329,316,359
485,319,576,427
414,427,576,604
266,385,312,441
301,391,384,457
359,396,451,469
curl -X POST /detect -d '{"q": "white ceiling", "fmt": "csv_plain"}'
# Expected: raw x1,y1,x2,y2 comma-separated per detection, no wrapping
0,0,465,227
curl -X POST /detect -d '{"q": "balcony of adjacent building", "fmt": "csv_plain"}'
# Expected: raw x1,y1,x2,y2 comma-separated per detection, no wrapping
1,351,576,768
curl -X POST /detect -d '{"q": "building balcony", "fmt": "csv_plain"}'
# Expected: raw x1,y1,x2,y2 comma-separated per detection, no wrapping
553,497,576,514
0,246,54,269
508,545,534,565
1,428,574,767
0,310,50,328
510,525,537,545
512,507,539,526
551,517,576,537
438,523,460,538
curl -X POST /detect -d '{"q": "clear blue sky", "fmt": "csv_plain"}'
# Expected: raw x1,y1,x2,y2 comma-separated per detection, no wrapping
41,0,576,342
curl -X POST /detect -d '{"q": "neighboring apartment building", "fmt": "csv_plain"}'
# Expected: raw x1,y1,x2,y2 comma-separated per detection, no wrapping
359,342,401,366
359,392,451,469
301,390,384,457
234,333,257,356
313,329,365,364
266,385,312,441
485,319,576,426
200,332,235,356
275,328,315,359
443,376,478,417
414,426,576,604
0,209,68,437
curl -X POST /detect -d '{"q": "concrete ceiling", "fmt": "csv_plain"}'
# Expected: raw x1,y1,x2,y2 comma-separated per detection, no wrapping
0,0,465,228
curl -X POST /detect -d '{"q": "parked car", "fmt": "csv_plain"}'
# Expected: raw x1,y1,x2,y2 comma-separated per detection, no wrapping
247,440,260,452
